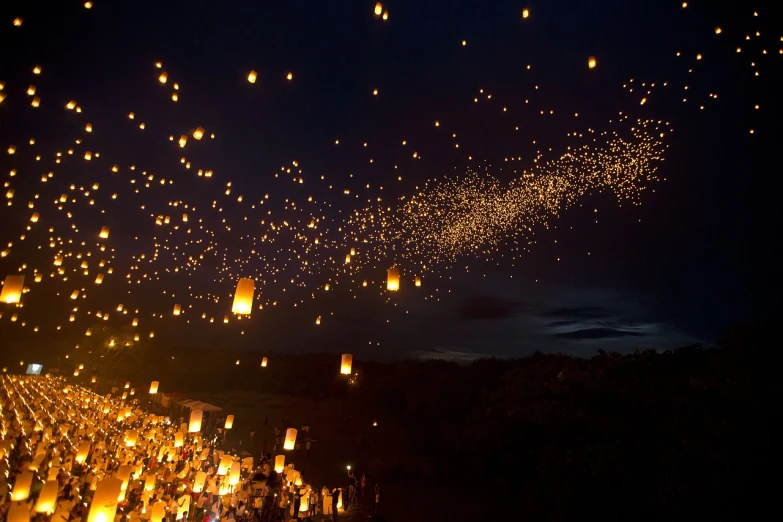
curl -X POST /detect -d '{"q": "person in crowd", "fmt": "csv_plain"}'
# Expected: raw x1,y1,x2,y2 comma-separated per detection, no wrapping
374,484,381,516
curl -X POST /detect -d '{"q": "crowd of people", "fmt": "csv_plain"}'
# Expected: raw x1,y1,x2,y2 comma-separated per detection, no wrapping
0,375,381,522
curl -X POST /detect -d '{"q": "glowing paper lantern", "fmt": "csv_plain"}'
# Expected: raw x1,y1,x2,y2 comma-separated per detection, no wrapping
414,276,422,287
1,274,24,304
125,430,138,447
149,381,159,394
522,8,530,19
340,354,353,375
87,478,122,522
189,409,203,433
150,501,167,522
173,304,181,316
261,357,268,367
247,70,257,83
386,267,400,291
192,471,207,493
217,455,232,476
374,2,383,16
588,56,597,69
224,415,234,429
143,474,156,492
76,440,91,463
284,428,297,450
229,462,241,485
274,455,285,473
99,226,110,239
231,278,255,315
11,470,33,501
174,432,184,448
7,504,31,522
193,127,205,140
35,480,59,514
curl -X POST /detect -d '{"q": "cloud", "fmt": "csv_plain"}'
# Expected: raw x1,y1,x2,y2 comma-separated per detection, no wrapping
456,297,528,321
411,346,486,362
552,327,647,340
539,306,607,319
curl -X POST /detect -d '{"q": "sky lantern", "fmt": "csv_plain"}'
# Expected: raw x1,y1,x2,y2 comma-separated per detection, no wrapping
228,462,241,485
374,3,383,16
173,304,181,316
225,415,234,429
174,432,184,447
94,274,104,284
149,381,159,394
284,428,297,450
415,276,422,287
192,471,207,493
75,440,91,463
158,72,168,84
286,72,293,81
522,8,530,19
386,267,400,291
1,275,25,304
341,354,353,375
189,409,203,432
247,70,257,83
588,56,597,69
178,135,187,148
231,278,255,315
217,455,232,475
125,430,138,447
99,226,110,239
11,470,33,501
34,480,59,514
7,504,31,522
193,127,205,140
30,212,40,223
261,357,268,367
274,455,285,473
143,474,156,492
70,290,80,300
87,479,122,522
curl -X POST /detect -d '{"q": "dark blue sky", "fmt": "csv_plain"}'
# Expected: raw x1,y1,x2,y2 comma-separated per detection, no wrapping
0,0,779,361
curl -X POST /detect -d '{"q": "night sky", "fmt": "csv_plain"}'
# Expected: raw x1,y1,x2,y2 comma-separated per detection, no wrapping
0,0,779,363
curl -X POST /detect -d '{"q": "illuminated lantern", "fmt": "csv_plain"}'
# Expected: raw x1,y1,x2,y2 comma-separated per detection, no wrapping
30,212,40,222
35,480,59,514
74,369,80,376
174,432,184,448
189,409,203,433
116,466,132,495
261,357,268,367
125,430,138,447
71,290,80,299
173,304,181,316
336,490,343,509
193,127,205,140
149,381,159,394
192,471,207,493
1,275,24,304
150,501,167,522
345,254,351,264
217,455,232,476
143,474,156,492
340,354,353,375
386,267,400,291
284,428,297,450
231,278,255,315
522,8,530,19
316,316,321,325
274,455,285,473
7,504,32,522
374,2,383,16
11,470,33,501
414,276,422,287
178,135,187,148
54,255,63,266
159,72,168,84
224,415,234,429
299,491,310,512
99,226,110,239
588,56,597,69
247,70,257,83
94,274,104,284
87,478,122,522
229,462,240,485
85,328,92,336
76,440,91,463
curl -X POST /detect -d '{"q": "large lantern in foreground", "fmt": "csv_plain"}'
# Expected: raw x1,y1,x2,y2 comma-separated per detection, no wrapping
284,428,297,450
0,275,24,304
386,267,400,291
189,409,203,433
192,471,207,493
87,478,122,522
149,381,159,394
34,480,59,513
231,278,255,315
340,354,353,375
11,470,33,501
